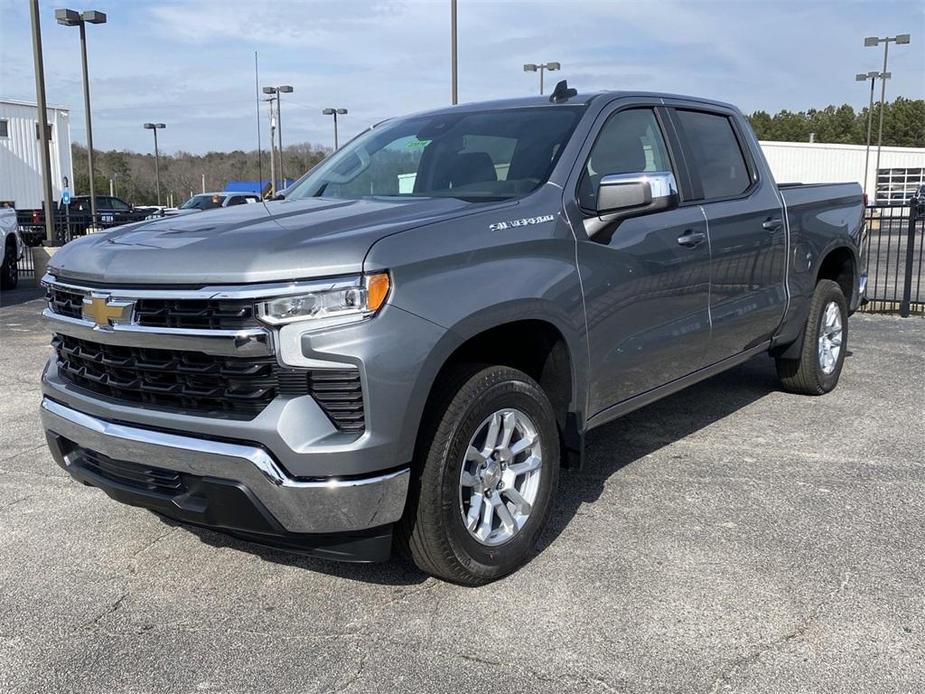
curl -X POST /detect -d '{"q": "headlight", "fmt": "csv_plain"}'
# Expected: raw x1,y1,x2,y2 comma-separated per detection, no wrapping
255,272,390,327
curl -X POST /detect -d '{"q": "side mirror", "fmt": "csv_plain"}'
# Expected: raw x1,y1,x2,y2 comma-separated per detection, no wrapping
586,171,679,242
596,171,678,216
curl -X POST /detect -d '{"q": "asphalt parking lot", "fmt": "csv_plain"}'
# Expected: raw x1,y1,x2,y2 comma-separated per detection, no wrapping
1,288,923,694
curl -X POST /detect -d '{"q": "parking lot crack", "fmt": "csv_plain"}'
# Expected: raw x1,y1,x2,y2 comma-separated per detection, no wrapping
82,591,129,630
707,570,851,693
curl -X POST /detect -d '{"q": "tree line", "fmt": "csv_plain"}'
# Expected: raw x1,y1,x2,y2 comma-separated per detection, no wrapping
71,98,923,206
747,97,923,147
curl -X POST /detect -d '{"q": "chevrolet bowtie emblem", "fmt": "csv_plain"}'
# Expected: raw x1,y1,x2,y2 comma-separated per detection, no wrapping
82,295,135,327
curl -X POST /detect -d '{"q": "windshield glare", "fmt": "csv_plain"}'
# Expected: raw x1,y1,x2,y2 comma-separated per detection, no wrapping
180,194,225,210
286,107,584,202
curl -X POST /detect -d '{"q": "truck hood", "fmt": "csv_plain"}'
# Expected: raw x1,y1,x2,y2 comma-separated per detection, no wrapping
49,196,472,285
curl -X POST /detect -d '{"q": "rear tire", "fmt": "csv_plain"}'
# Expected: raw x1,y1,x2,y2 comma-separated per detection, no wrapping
776,279,847,395
1,245,18,290
400,365,559,586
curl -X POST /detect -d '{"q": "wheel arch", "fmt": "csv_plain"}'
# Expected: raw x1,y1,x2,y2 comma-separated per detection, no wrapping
400,303,587,471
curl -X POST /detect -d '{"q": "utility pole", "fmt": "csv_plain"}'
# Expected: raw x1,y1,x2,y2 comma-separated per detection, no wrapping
30,0,56,244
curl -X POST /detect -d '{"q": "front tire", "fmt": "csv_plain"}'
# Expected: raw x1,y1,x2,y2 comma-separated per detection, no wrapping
401,365,560,586
776,279,848,395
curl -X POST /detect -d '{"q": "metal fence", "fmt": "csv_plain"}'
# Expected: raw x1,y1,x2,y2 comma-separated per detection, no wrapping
860,201,924,316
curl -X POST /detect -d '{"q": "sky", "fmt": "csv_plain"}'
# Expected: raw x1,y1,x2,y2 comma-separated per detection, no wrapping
1,0,923,156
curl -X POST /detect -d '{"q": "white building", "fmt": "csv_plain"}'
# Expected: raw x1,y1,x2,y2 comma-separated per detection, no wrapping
0,98,74,210
759,140,925,204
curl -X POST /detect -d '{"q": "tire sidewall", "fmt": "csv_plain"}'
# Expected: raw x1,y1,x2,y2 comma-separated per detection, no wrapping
811,282,848,392
436,374,559,578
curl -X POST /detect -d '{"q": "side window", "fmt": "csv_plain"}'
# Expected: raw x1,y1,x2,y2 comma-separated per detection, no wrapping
0,119,9,138
674,110,751,200
226,196,245,206
578,108,672,210
108,198,130,211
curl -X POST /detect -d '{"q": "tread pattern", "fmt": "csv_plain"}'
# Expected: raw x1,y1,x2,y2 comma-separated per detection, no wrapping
776,279,847,395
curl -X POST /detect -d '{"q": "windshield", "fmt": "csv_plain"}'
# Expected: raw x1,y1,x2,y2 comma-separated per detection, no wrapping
180,194,225,210
285,107,584,202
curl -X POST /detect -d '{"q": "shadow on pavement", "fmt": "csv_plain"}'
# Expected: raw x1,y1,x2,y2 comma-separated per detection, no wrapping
0,285,44,307
156,354,782,587
539,354,780,550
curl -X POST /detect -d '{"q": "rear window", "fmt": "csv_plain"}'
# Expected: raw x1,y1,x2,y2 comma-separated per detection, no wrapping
675,110,752,200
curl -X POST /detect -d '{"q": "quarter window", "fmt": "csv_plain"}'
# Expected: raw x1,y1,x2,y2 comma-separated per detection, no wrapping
0,119,8,138
578,109,672,210
675,110,751,200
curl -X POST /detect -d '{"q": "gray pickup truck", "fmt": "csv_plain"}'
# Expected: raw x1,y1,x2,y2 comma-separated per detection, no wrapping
40,85,865,585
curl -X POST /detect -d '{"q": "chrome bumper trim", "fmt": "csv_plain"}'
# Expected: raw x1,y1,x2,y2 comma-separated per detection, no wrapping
41,399,409,534
43,309,274,357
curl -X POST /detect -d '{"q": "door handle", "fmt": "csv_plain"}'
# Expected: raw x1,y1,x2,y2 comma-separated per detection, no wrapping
677,230,706,248
762,218,783,231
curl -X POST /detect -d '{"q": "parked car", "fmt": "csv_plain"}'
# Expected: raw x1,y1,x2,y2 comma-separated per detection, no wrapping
1,206,23,289
40,85,865,585
20,195,159,245
166,192,262,216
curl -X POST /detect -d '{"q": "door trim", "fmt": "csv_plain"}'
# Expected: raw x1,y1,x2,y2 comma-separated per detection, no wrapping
585,340,770,431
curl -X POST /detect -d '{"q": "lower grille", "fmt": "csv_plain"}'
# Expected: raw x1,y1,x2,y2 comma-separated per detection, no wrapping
53,334,304,419
77,447,184,496
51,334,366,432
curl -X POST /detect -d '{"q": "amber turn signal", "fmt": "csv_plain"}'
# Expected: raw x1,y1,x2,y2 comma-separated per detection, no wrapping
365,272,390,311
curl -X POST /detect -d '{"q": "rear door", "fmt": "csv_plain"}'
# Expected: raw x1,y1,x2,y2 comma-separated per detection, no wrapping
668,106,787,359
565,101,713,415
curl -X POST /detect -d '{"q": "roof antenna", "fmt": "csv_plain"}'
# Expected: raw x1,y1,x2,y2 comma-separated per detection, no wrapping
549,79,577,104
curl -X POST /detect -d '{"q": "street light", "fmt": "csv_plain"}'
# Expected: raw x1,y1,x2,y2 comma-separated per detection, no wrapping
523,61,560,95
143,123,166,205
56,8,106,228
855,71,889,198
322,108,348,150
864,33,911,203
262,85,293,188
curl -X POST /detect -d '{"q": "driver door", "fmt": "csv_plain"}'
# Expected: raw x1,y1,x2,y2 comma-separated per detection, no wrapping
568,104,713,417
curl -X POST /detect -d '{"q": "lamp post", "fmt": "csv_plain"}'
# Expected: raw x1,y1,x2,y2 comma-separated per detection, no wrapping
143,123,166,205
322,108,348,150
56,8,106,228
262,85,293,189
864,33,910,203
450,0,458,104
855,71,889,199
523,62,560,95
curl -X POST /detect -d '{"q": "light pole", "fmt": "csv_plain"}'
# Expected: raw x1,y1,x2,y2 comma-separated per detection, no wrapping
864,33,910,203
56,8,106,228
262,85,293,188
322,108,348,150
30,0,56,244
143,123,166,205
450,0,458,104
264,96,277,196
855,71,888,199
523,62,560,95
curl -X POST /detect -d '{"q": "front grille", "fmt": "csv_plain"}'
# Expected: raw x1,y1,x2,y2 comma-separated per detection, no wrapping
53,334,299,419
47,286,84,319
45,285,258,330
134,298,259,330
76,446,185,496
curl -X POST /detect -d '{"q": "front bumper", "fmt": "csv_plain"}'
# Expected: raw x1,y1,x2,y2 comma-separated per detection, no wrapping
41,398,410,538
